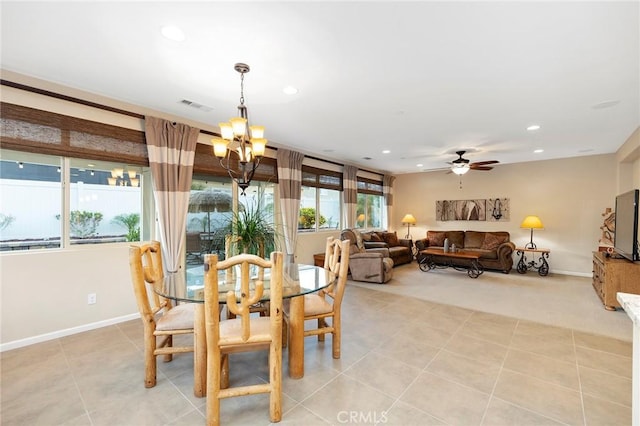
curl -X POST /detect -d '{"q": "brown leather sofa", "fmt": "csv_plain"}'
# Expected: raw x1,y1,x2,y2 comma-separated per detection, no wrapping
415,230,515,273
341,229,414,266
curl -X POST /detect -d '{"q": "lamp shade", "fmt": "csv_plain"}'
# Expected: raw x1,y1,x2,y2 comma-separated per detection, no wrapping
451,163,470,175
401,214,417,225
520,215,544,229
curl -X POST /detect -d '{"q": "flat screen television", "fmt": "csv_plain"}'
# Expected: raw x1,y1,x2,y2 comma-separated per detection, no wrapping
614,189,640,262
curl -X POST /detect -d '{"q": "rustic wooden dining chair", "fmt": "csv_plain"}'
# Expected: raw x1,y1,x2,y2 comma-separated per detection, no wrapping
203,251,283,425
129,241,195,388
224,234,270,319
284,237,350,359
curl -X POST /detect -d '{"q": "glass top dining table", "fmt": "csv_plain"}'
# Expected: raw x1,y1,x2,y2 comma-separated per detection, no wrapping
154,262,336,304
152,261,336,398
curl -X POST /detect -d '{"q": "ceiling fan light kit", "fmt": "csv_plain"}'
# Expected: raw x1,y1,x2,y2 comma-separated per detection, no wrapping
449,150,499,175
448,150,500,188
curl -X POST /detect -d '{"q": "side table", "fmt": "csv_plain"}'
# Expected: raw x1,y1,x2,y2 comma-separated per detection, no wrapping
313,252,325,267
515,247,550,276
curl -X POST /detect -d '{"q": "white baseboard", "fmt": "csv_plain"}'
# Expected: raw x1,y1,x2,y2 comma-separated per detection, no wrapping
552,270,593,278
0,313,140,352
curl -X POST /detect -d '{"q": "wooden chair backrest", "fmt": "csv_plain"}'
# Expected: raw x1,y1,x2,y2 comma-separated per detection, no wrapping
224,234,266,282
204,252,283,344
129,241,166,321
323,237,350,308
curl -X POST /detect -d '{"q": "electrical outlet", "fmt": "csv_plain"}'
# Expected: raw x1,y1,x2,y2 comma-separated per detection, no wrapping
87,293,97,305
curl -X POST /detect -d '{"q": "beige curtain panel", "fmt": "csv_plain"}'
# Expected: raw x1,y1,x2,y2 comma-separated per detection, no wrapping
277,148,305,262
144,116,200,272
383,174,395,230
342,165,358,229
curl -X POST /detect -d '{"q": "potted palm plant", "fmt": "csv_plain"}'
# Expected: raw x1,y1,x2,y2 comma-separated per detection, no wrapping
226,197,278,257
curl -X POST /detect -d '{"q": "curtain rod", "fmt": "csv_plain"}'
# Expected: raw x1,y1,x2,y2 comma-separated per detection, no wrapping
0,79,383,177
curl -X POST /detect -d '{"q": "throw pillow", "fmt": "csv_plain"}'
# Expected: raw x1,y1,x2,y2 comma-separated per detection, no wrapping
361,232,372,242
428,231,446,246
370,232,383,242
353,229,365,251
382,232,399,247
481,233,507,250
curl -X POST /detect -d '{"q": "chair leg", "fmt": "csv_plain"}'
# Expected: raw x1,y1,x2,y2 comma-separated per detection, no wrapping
269,337,282,422
163,335,173,362
207,349,222,426
317,318,326,342
144,329,156,388
332,314,341,359
220,354,230,389
281,317,288,349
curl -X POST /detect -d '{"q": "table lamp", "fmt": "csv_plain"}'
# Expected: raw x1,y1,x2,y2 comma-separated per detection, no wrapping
520,215,544,249
401,214,417,239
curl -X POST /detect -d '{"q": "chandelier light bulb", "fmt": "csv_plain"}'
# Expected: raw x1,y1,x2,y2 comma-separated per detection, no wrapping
219,122,234,141
251,138,267,157
212,138,229,158
230,117,247,137
250,125,265,139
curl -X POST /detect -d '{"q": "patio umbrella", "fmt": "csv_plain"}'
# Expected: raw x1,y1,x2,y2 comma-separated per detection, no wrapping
188,189,233,234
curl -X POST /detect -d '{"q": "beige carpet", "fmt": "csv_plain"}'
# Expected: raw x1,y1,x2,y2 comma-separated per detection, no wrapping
349,263,633,342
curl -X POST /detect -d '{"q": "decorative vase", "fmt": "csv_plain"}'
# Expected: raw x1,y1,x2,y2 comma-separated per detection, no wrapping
443,238,450,252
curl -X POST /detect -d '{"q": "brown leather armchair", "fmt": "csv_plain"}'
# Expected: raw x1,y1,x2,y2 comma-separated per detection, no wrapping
340,229,394,283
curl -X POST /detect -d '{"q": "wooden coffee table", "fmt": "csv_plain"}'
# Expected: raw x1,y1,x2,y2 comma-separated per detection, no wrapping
418,248,483,278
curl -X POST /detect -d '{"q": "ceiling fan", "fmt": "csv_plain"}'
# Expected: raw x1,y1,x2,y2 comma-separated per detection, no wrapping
449,150,499,175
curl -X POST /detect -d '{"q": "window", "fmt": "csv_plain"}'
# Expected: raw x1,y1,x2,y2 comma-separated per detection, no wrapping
0,149,145,251
69,158,142,245
186,176,233,264
0,152,62,250
185,177,277,265
356,177,384,229
299,166,342,231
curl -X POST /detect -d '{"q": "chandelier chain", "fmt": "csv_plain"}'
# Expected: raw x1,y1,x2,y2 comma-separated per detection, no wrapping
239,72,245,106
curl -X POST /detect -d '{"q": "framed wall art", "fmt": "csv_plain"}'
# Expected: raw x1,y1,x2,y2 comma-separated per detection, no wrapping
436,199,486,221
487,198,510,222
436,197,510,222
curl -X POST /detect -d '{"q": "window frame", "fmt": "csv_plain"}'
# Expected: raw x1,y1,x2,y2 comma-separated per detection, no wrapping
0,149,149,250
356,176,384,230
299,166,343,232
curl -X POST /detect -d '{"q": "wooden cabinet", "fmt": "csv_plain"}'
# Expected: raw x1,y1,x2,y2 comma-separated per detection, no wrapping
592,251,640,310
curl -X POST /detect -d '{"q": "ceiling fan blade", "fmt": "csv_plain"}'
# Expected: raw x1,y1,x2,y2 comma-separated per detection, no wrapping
470,160,499,166
469,166,494,171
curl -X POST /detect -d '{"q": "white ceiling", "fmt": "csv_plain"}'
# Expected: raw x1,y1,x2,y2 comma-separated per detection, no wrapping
1,1,638,174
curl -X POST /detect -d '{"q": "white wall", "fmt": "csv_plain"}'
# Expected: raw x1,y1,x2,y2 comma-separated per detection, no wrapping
0,243,137,348
393,154,618,276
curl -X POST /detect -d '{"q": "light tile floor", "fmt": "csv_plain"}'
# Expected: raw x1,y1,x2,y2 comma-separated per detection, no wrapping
1,284,632,425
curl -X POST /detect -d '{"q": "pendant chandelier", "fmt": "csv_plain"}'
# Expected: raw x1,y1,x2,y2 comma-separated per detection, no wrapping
212,63,267,195
108,168,139,187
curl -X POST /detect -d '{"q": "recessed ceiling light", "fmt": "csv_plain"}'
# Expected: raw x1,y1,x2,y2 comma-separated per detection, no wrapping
382,150,390,154
283,86,298,95
161,25,186,42
534,149,544,153
527,125,541,131
416,164,423,167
